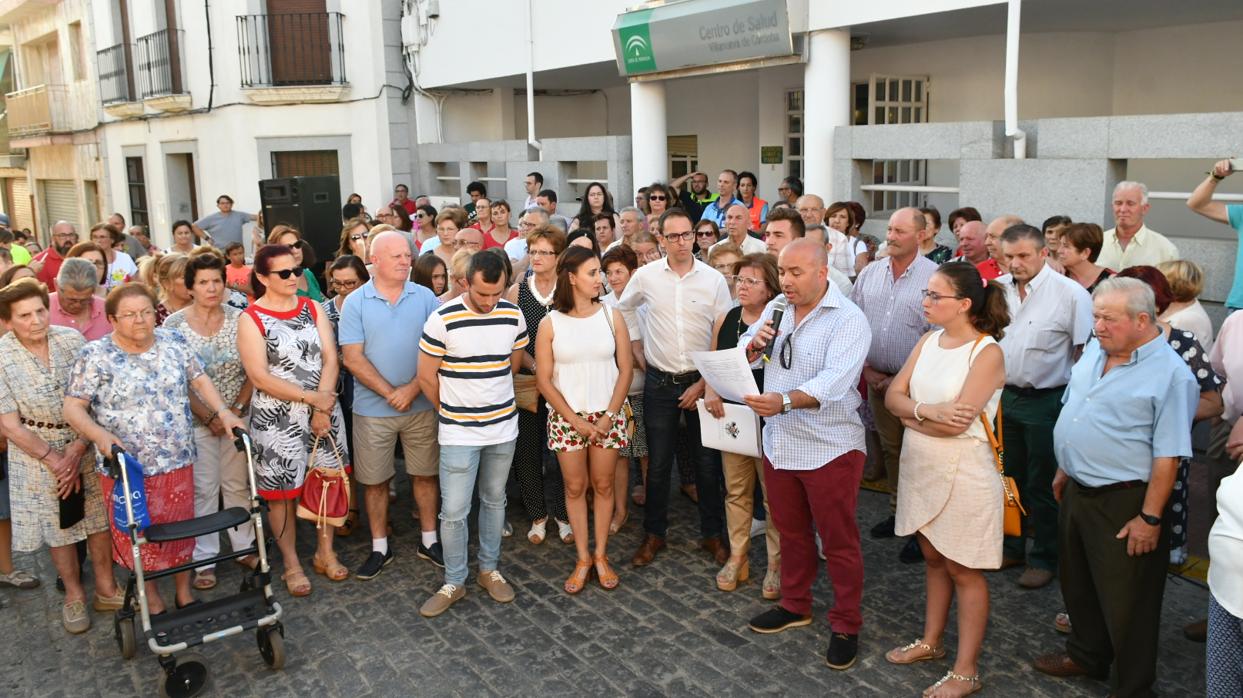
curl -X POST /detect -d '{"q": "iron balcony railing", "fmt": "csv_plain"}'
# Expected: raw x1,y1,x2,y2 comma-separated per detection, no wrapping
236,12,346,87
136,28,186,99
97,43,134,104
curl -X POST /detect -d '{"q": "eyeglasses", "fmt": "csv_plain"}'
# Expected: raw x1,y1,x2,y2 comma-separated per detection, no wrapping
331,279,362,290
648,195,667,201
60,293,94,306
921,289,963,302
661,231,695,243
452,240,481,249
269,266,304,280
528,249,556,258
415,213,427,219
779,334,794,370
735,276,764,288
115,309,157,323
696,231,718,238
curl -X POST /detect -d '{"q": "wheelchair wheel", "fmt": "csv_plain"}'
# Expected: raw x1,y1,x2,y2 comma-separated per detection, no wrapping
158,653,211,698
114,614,136,660
257,623,285,670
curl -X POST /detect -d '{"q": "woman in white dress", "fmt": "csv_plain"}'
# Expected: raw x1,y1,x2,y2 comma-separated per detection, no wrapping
882,261,1009,698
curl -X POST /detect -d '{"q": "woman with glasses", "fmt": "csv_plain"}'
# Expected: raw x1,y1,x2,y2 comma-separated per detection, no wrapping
64,242,108,298
153,253,192,325
414,204,439,249
505,225,571,545
65,283,246,617
694,221,721,262
237,244,349,596
630,231,663,267
569,182,620,233
737,171,769,232
703,252,782,596
321,255,370,537
338,217,370,262
267,225,324,302
707,242,743,299
646,183,673,218
164,254,257,591
882,261,1008,696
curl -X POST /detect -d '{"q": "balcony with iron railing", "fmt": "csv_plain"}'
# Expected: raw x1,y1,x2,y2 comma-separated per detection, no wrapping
136,28,189,111
96,42,144,117
236,12,348,103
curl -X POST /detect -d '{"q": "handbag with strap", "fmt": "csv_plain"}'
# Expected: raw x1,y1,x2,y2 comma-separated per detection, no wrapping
980,402,1026,538
296,434,351,529
513,373,540,413
601,305,636,440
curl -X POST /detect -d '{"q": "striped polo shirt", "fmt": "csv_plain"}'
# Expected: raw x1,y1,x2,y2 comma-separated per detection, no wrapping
419,297,529,446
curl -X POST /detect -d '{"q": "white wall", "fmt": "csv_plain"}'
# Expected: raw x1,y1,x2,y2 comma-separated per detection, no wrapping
511,86,631,139
1112,21,1243,115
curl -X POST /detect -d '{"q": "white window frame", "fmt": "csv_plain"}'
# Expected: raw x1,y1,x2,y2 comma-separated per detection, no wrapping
867,74,930,213
785,89,802,180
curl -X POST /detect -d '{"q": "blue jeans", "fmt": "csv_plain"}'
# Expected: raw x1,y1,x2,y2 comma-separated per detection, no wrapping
642,368,725,540
439,440,516,586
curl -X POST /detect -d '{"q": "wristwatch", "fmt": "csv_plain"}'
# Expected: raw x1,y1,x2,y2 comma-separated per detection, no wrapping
1139,511,1162,526
780,393,792,414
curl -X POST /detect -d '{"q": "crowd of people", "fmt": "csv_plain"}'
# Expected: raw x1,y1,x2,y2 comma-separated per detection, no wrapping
0,159,1240,698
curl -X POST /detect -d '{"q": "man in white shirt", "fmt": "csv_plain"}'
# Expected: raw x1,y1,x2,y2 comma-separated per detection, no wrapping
996,224,1094,589
614,209,734,568
523,171,543,211
710,203,766,257
1098,181,1179,270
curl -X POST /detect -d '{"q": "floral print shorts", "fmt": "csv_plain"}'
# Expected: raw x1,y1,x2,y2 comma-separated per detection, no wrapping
547,408,629,453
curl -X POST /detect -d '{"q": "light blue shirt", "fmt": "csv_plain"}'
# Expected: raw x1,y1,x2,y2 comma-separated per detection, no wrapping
698,196,743,227
740,284,871,471
1225,205,1243,309
1053,334,1198,487
338,280,439,417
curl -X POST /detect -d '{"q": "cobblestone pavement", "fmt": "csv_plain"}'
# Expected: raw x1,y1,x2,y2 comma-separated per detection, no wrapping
0,477,1207,697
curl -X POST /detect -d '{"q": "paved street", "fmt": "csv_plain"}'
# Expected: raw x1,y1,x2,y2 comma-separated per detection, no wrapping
0,477,1208,697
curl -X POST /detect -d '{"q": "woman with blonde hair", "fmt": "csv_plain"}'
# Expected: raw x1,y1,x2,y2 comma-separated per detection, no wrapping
1159,259,1215,351
153,253,191,325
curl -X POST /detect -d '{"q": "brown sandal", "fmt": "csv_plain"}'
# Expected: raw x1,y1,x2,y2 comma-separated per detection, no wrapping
593,554,619,590
313,555,349,582
282,567,312,597
885,638,947,665
564,559,593,594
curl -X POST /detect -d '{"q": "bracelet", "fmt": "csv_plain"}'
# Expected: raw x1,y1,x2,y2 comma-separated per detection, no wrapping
913,402,926,422
1212,173,1226,181
231,401,246,412
40,443,53,460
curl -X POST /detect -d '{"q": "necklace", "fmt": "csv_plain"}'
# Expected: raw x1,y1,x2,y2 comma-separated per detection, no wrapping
529,276,556,307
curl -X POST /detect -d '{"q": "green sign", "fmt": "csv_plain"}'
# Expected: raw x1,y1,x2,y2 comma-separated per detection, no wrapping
760,146,783,165
617,9,657,74
612,0,793,77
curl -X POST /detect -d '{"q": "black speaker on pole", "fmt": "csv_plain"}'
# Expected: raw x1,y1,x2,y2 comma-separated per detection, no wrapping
258,176,341,279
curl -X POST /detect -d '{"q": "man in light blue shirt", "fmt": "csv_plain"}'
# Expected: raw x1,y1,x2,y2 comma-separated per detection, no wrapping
698,169,743,227
1036,277,1197,697
340,231,442,580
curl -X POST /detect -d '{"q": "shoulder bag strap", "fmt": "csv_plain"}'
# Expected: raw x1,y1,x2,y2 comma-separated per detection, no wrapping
969,334,1005,473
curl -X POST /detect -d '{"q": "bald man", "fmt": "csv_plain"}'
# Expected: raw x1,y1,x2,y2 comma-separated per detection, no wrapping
339,231,444,578
740,238,871,670
710,203,766,256
980,215,1023,281
952,220,990,266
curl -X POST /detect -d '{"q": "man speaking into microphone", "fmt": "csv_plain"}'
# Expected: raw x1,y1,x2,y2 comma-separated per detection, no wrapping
739,238,872,672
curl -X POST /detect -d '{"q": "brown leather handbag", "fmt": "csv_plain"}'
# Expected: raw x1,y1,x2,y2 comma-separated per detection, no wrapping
512,373,540,413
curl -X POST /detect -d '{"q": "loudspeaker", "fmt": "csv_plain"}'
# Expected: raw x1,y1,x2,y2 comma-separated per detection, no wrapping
258,176,342,276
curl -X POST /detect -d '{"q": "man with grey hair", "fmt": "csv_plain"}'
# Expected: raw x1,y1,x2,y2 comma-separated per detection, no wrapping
49,258,111,340
1098,181,1179,270
33,221,78,292
1034,276,1195,697
996,223,1093,588
608,206,647,251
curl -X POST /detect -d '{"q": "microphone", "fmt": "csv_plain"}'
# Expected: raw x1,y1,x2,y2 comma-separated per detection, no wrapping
761,297,788,363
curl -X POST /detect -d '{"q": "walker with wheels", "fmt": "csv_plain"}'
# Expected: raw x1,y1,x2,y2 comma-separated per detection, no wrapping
106,428,284,698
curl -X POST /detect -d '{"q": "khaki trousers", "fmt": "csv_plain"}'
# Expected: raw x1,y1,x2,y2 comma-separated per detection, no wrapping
867,385,905,512
722,450,780,564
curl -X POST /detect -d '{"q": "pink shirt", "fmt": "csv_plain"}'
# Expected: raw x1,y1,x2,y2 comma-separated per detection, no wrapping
1210,311,1243,422
49,292,112,341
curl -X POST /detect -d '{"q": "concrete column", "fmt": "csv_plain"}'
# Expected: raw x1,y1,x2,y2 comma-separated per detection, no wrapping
630,80,668,193
803,28,851,198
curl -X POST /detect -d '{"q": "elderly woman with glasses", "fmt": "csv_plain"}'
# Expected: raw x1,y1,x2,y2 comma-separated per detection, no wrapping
49,258,111,341
64,283,246,616
163,254,257,591
0,279,121,633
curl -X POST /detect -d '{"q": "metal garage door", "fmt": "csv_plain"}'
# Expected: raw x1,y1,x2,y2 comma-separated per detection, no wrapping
39,179,77,236
6,177,33,233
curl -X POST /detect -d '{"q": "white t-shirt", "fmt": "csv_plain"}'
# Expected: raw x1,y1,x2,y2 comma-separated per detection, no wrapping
106,252,138,291
418,297,529,446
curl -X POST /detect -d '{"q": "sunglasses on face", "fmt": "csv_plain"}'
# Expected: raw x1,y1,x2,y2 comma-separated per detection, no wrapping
269,266,304,280
648,195,667,201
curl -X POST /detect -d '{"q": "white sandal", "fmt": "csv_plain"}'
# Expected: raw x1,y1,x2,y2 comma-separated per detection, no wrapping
556,519,574,544
527,518,547,545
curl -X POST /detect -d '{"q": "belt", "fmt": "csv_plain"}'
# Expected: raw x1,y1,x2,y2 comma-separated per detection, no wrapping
1073,479,1146,496
20,417,70,430
1004,384,1065,398
648,367,701,385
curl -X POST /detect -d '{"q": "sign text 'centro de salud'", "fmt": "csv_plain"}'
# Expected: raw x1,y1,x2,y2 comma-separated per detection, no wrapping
612,0,794,77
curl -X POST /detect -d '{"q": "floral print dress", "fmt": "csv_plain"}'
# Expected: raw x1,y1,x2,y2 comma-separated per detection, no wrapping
243,297,349,499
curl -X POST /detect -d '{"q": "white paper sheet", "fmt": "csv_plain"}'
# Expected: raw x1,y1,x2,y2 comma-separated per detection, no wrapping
688,346,760,404
697,400,762,458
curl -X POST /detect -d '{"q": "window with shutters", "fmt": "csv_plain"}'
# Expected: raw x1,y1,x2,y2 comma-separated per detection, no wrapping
867,74,930,213
126,157,149,228
785,89,802,180
667,135,698,181
271,150,340,178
